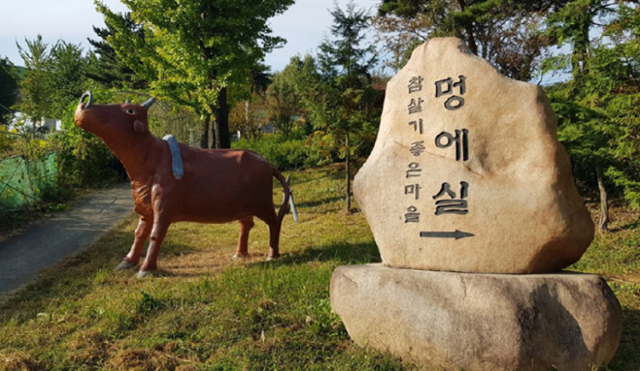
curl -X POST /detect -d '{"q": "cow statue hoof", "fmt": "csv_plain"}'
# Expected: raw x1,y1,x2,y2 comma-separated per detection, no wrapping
116,260,137,270
232,254,249,260
266,256,280,262
136,270,155,279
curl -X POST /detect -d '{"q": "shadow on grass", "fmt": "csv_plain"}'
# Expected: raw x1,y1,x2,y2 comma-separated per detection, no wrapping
296,195,344,208
0,230,197,323
611,221,640,232
610,309,640,370
257,241,382,268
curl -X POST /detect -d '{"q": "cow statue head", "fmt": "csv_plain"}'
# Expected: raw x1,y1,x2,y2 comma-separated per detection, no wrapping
74,91,156,145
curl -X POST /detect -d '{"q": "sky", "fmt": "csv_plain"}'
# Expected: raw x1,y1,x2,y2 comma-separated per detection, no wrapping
0,0,379,73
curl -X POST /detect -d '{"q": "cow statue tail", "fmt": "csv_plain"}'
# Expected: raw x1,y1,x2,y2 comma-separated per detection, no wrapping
273,167,290,224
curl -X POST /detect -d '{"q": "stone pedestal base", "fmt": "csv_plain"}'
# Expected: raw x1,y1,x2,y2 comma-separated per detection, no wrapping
330,264,622,371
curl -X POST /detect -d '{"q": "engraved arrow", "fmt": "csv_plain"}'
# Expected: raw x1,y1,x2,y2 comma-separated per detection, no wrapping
420,230,474,240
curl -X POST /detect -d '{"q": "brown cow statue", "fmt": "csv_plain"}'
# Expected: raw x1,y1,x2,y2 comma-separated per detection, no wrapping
74,91,293,278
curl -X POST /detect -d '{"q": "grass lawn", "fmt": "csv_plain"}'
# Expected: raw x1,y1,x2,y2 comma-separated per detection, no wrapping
0,164,639,371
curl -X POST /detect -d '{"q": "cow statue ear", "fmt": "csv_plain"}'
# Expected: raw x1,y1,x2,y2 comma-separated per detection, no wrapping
134,120,148,133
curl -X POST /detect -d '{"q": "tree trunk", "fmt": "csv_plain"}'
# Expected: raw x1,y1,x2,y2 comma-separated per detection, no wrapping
31,116,38,142
596,166,609,233
210,116,216,149
200,114,210,149
214,87,231,149
464,25,478,55
345,132,351,212
571,14,591,83
456,0,478,55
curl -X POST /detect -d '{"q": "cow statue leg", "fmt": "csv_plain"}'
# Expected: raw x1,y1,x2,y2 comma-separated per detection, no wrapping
233,216,255,259
138,215,171,278
117,217,152,270
258,211,281,261
267,220,282,261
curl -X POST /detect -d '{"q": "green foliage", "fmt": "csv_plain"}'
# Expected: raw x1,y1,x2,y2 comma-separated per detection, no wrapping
229,92,267,141
96,0,295,148
266,65,304,135
0,57,19,125
17,35,53,124
260,5,384,197
269,54,325,135
17,36,89,125
319,1,378,82
233,134,330,170
371,12,430,72
49,93,117,188
377,0,559,81
0,126,17,154
49,41,88,118
310,1,384,211
548,4,640,208
85,12,148,90
312,2,381,151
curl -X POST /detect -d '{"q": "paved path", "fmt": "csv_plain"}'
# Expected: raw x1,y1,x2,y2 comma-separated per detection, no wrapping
0,183,133,296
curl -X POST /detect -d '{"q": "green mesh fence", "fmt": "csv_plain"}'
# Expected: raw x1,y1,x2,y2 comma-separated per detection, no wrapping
0,153,57,213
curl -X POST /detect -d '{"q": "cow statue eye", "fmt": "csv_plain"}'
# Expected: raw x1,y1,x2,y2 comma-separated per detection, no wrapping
126,108,136,115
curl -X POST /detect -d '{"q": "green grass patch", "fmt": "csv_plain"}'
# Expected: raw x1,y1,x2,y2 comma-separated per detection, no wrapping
0,165,411,371
568,206,640,370
0,165,639,370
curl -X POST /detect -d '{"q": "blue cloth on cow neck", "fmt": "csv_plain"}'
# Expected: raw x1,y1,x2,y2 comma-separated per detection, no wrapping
162,134,184,180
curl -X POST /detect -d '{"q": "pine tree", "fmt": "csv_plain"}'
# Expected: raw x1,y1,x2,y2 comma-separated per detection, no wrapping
377,0,566,81
17,35,53,136
314,1,381,212
546,3,640,232
49,41,88,118
85,12,148,90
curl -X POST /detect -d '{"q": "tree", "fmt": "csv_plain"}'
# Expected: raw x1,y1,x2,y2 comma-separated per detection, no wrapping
0,57,19,126
228,62,272,139
377,0,562,81
287,54,326,135
18,37,90,125
17,35,53,137
49,41,88,118
85,12,148,90
547,3,640,232
313,1,382,212
371,12,430,73
96,0,295,149
265,58,308,135
229,91,266,141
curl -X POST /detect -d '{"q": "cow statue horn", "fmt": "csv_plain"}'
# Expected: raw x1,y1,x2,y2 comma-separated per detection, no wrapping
141,97,156,108
79,91,93,109
125,99,131,104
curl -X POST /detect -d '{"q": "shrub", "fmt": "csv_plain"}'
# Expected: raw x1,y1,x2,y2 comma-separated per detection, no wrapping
49,91,117,188
232,133,331,170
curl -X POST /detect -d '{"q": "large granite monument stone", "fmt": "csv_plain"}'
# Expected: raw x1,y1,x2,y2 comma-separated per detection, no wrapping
330,38,622,371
